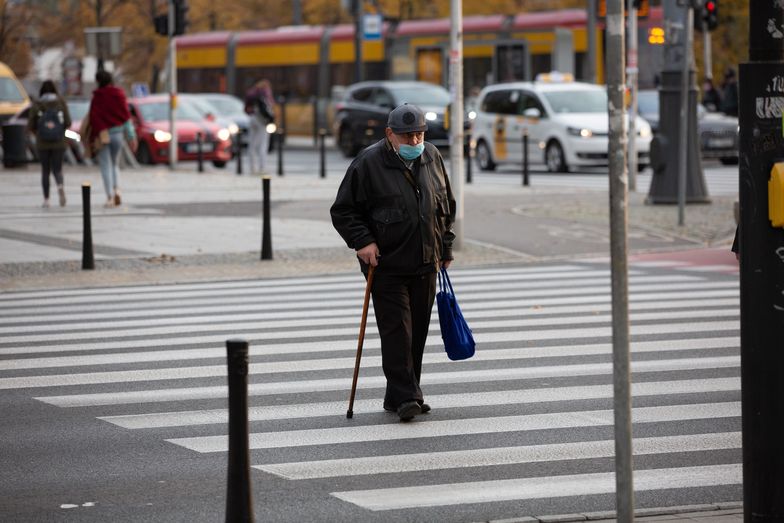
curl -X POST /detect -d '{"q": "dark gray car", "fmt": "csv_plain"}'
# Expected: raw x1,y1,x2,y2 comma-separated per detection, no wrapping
637,89,738,165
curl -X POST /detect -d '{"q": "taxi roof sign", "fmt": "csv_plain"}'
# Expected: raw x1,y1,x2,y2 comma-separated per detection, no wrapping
534,71,574,83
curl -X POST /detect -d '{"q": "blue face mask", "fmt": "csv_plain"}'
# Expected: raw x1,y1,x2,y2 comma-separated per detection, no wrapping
398,143,425,161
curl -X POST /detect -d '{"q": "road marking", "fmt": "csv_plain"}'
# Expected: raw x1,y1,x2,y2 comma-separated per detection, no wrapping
100,376,740,429
259,432,741,479
331,463,742,510
166,402,741,452
35,355,740,405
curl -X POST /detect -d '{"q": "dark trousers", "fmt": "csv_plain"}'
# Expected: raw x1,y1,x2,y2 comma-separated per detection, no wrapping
39,148,64,199
370,271,437,409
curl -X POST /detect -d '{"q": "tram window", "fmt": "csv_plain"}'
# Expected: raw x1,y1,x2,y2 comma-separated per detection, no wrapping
496,44,526,82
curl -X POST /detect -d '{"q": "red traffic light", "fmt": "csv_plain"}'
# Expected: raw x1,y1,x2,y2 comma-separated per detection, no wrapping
705,1,716,12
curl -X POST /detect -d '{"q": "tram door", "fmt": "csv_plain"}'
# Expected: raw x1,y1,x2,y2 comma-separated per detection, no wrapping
494,43,528,82
416,48,444,85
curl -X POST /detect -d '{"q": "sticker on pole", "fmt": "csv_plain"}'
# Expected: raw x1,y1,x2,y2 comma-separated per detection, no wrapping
363,14,382,41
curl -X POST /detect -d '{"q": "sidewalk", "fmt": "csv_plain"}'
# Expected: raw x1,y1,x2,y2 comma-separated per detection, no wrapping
486,502,743,522
0,154,737,291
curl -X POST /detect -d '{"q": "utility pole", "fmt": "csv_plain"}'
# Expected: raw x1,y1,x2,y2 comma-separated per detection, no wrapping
627,0,638,191
449,0,464,250
739,0,784,520
587,0,597,83
606,0,634,519
354,0,363,83
168,0,178,169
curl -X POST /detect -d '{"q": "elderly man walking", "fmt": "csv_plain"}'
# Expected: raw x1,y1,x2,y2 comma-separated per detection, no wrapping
331,103,456,422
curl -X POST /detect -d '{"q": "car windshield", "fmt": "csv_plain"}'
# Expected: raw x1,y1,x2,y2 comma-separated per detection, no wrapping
203,96,244,115
66,100,90,121
392,86,451,106
137,101,203,122
0,78,26,102
637,92,658,115
542,89,607,113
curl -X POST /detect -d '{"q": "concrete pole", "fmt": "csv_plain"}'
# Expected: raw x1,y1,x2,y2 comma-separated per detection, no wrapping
449,0,464,250
677,4,694,226
739,0,784,520
606,0,634,520
627,0,638,191
703,31,712,81
168,0,178,170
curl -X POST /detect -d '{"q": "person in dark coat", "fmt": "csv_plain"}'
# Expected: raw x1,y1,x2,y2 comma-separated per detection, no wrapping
720,68,739,117
27,80,71,208
701,78,722,112
331,103,456,422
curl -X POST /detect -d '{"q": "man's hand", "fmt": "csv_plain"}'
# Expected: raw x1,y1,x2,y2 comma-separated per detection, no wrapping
441,260,452,270
357,242,380,266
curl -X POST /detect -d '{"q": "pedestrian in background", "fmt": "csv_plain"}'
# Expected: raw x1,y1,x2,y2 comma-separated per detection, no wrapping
244,79,275,174
331,103,456,422
27,80,71,208
88,70,137,208
720,68,739,117
701,78,722,112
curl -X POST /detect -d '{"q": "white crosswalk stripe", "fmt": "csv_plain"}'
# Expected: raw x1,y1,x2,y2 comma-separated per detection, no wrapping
0,262,740,519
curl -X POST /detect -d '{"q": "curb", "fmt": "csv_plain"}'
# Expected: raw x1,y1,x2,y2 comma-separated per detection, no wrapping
484,502,743,523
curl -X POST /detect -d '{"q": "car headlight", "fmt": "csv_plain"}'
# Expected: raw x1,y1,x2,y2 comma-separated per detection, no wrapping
228,123,239,135
567,126,593,138
217,128,232,141
153,129,172,143
65,129,80,142
425,111,437,121
638,125,652,138
266,123,277,134
467,110,477,121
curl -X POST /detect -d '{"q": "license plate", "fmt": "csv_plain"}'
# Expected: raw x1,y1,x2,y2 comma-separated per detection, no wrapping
707,138,734,149
185,142,214,153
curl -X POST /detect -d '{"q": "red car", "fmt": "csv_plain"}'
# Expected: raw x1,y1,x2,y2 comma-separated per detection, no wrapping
128,95,233,167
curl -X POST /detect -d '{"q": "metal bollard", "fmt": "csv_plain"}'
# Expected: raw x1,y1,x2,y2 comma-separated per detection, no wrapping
196,132,204,173
522,130,530,187
276,128,284,177
319,128,327,179
225,339,254,523
81,183,94,270
465,132,472,184
235,130,243,176
261,176,272,260
312,96,319,146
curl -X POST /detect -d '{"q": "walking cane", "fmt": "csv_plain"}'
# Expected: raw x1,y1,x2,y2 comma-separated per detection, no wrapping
346,264,375,419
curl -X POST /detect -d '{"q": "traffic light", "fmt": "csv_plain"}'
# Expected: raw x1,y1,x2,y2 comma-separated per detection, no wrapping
154,14,168,36
703,0,718,31
174,0,189,36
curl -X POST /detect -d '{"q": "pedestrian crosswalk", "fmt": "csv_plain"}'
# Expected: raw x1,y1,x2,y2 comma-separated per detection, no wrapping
472,166,739,196
0,262,741,521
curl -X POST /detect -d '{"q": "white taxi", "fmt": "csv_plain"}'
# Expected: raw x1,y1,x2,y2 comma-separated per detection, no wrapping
470,75,652,172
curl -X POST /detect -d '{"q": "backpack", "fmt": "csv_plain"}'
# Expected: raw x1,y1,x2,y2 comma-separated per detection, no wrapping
256,97,274,122
37,105,65,142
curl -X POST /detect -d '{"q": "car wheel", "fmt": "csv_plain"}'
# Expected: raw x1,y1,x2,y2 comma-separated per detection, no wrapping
136,142,153,165
475,140,496,171
212,160,227,168
338,126,359,157
720,157,739,165
545,140,568,173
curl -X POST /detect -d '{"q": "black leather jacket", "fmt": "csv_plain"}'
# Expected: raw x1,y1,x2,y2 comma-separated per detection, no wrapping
331,138,456,274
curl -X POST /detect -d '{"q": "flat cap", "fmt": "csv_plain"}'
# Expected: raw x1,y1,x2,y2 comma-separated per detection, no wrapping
387,103,428,134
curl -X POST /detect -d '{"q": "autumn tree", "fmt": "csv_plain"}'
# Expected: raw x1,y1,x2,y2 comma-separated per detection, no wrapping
0,0,35,75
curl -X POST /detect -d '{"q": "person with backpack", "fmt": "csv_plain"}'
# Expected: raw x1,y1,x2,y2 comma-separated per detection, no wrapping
88,70,137,208
244,79,275,174
27,80,71,208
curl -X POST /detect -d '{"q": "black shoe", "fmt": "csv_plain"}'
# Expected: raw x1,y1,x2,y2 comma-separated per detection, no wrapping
419,403,431,414
397,401,421,421
383,403,395,412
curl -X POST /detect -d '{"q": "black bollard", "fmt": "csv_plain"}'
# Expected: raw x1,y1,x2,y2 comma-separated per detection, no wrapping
196,132,204,173
276,128,284,177
81,183,94,270
261,176,272,260
225,339,254,523
277,96,287,146
235,130,243,175
319,128,327,179
522,130,530,187
312,96,319,146
465,132,472,184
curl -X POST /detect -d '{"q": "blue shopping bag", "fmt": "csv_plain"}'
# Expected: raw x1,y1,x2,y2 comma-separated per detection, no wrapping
436,267,475,361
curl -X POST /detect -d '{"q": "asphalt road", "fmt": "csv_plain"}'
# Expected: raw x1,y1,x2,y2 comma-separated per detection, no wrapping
0,259,740,522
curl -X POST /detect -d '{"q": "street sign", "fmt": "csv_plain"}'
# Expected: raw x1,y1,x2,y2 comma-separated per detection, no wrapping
84,27,123,58
132,83,150,97
363,14,382,41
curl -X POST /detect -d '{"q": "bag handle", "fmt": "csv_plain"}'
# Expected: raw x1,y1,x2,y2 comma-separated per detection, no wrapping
439,267,455,296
